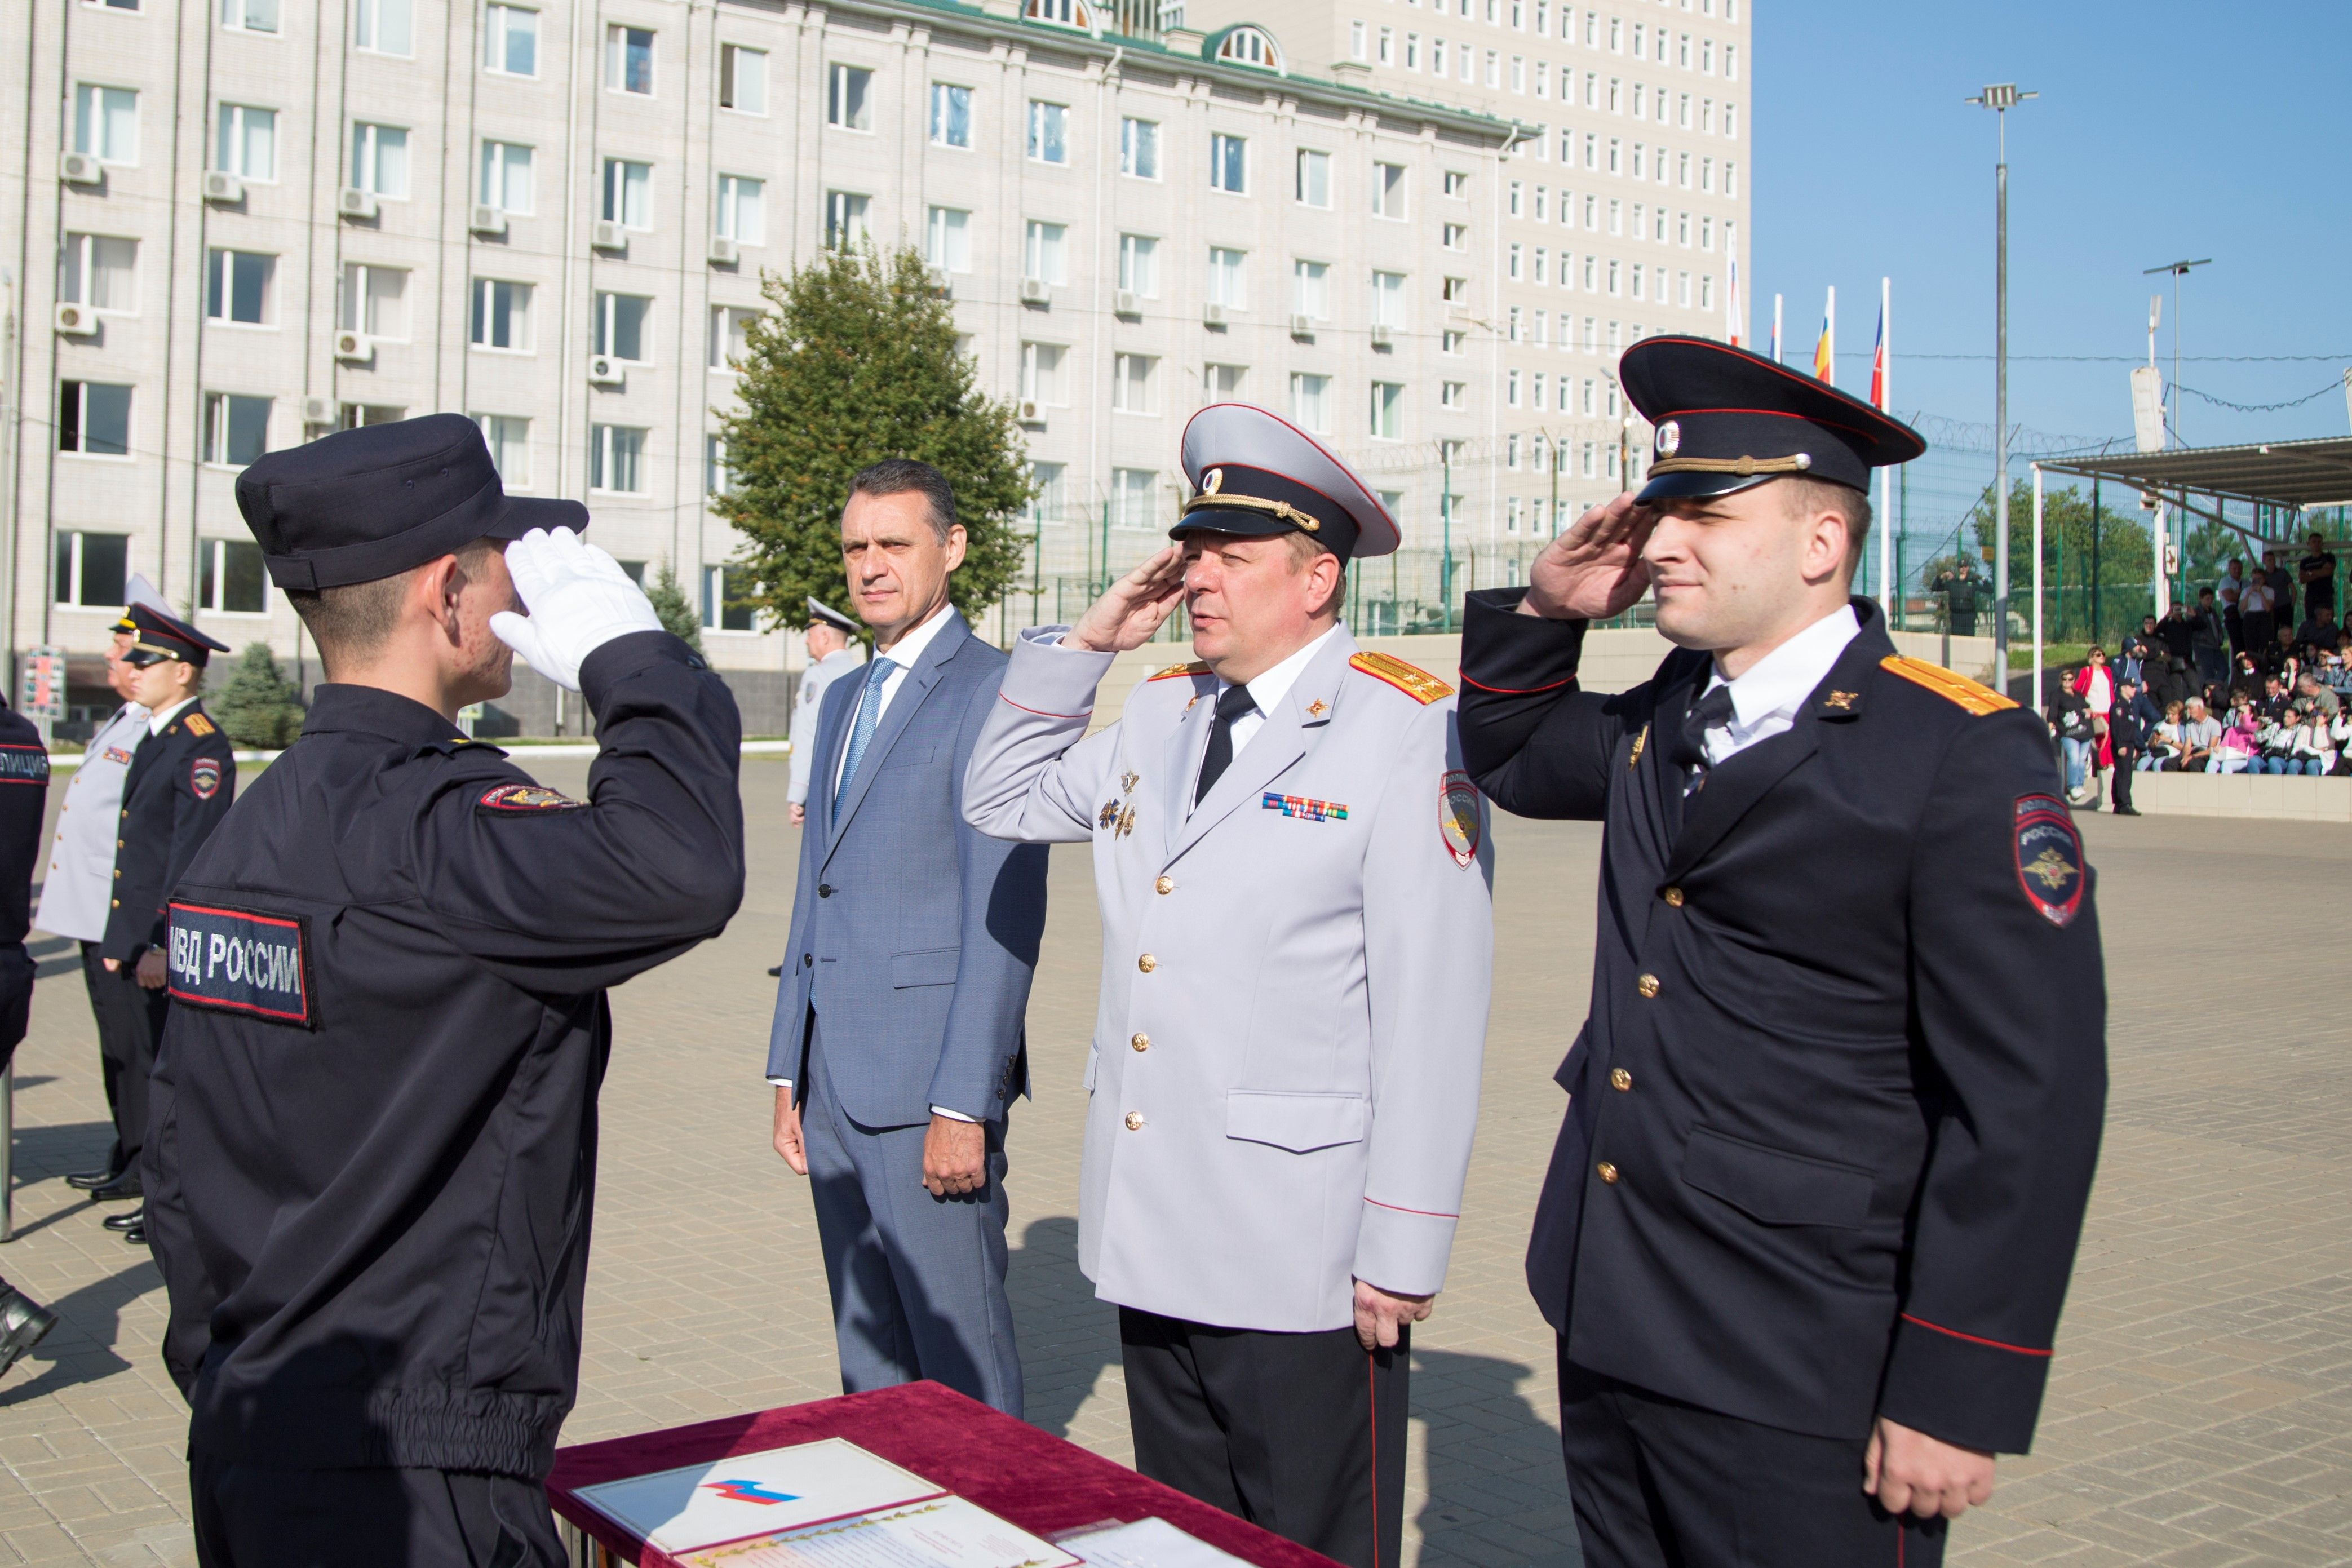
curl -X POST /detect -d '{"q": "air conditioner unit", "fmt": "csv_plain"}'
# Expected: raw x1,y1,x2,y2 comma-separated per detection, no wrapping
587,355,626,387
202,171,245,204
1288,313,1314,338
1016,400,1043,424
1202,302,1228,326
469,203,508,237
333,329,374,364
710,236,741,267
1115,290,1141,316
54,302,99,336
59,151,103,185
337,187,379,220
299,396,337,427
1018,277,1051,306
924,265,950,295
591,220,628,253
1368,323,1396,347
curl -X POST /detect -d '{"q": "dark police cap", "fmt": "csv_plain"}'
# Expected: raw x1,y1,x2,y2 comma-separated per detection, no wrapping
1173,403,1401,562
236,413,587,591
122,603,232,668
1622,336,1926,505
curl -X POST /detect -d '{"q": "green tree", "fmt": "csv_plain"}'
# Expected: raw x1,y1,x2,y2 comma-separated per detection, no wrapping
645,559,704,655
714,244,1032,630
1967,479,2156,646
211,643,306,748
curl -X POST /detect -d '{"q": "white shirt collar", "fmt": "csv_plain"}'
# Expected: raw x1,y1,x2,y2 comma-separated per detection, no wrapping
148,696,198,737
1706,605,1862,731
1220,624,1341,715
872,601,954,672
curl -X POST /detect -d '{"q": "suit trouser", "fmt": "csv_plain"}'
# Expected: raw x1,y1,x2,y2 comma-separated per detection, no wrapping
800,1017,1023,1415
81,942,167,1174
1119,1307,1409,1568
1557,1349,1947,1568
188,1454,564,1568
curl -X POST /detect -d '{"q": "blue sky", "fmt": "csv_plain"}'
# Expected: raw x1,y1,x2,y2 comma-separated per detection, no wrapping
1753,1,2352,456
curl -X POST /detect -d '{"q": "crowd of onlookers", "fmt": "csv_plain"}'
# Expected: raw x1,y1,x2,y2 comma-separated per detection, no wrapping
2048,535,2350,816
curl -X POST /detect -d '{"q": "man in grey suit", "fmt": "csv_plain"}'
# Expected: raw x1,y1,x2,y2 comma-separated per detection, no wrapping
767,459,1048,1416
964,406,1495,1568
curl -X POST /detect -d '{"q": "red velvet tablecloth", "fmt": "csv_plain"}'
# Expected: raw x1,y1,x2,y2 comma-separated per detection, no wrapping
546,1381,1341,1567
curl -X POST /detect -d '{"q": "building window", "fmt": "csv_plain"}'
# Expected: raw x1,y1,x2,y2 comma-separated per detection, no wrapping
54,530,130,606
605,25,653,93
601,158,652,228
1118,233,1159,296
353,0,411,54
1113,353,1158,414
1292,259,1328,321
705,435,737,497
349,122,409,198
202,393,271,467
1207,248,1247,310
930,83,973,148
1289,373,1330,433
1023,0,1095,29
720,44,767,113
1370,381,1403,440
828,64,872,129
1020,341,1066,405
1442,330,1465,356
205,249,274,325
1110,469,1158,530
482,4,536,76
1371,161,1407,218
1509,246,1523,282
709,305,759,369
1699,274,1713,311
1372,270,1407,329
220,0,278,35
1442,276,1467,304
701,565,755,630
476,414,530,484
927,206,971,273
1210,132,1247,194
716,174,764,245
1404,33,1419,70
57,383,132,457
593,293,653,363
215,103,276,180
198,539,268,613
59,234,138,312
1440,381,1465,410
1350,20,1366,59
1442,223,1467,251
825,191,869,249
1295,148,1330,208
1121,117,1159,179
590,424,646,493
1029,461,1066,524
1376,26,1392,65
1023,220,1066,285
469,277,533,349
73,85,140,165
479,140,533,212
1215,25,1282,69
338,263,408,338
1203,363,1246,399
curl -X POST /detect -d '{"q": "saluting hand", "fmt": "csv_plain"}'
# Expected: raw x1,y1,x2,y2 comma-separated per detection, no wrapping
1062,547,1189,654
1520,493,1658,622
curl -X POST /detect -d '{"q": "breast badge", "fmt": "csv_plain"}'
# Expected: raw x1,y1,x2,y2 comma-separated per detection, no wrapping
1439,770,1483,867
2012,794,2084,927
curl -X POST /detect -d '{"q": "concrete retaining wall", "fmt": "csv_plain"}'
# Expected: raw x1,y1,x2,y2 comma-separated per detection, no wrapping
2119,772,2352,823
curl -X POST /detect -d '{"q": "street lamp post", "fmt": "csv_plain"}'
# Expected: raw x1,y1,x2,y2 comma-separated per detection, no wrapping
1968,82,2036,700
2142,258,2212,450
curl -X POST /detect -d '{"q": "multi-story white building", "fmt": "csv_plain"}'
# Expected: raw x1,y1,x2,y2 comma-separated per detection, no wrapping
0,0,1530,729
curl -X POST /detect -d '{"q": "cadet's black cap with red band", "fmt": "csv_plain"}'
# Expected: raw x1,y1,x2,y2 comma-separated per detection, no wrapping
122,603,232,668
1621,335,1927,504
236,413,587,591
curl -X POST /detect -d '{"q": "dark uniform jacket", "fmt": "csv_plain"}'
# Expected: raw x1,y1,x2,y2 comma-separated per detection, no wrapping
1457,592,2106,1455
102,701,237,963
0,708,50,1058
146,632,743,1479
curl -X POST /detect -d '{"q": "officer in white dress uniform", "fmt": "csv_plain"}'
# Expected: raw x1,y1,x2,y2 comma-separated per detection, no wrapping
963,405,1495,1568
36,575,172,1198
787,599,867,826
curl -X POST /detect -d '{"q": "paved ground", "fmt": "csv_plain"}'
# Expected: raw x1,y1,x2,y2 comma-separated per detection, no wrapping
0,755,2347,1566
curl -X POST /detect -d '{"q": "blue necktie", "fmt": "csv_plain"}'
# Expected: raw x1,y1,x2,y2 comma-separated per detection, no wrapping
833,657,898,823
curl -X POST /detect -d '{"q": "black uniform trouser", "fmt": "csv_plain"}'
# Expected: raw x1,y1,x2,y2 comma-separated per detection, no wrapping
189,1453,565,1568
1557,1350,1947,1568
2110,747,2137,810
81,942,167,1173
1119,1307,1408,1568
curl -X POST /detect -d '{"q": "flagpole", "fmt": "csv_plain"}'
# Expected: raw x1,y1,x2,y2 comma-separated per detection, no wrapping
1772,294,1783,364
1880,276,1894,622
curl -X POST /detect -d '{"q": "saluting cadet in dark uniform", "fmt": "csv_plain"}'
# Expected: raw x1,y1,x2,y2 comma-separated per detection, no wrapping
1455,339,2107,1567
0,699,56,1375
100,605,238,1247
145,415,745,1567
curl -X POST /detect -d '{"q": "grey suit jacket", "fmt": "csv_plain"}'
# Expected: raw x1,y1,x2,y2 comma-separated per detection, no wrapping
963,627,1495,1334
765,612,1048,1127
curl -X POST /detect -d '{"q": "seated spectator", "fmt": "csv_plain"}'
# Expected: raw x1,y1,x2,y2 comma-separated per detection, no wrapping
2177,697,2222,773
2139,702,2187,771
2252,710,2298,773
2258,676,2291,721
2207,705,2259,774
2296,671,2342,719
2298,605,2339,651
2331,708,2352,774
2291,706,2335,774
2261,623,2299,680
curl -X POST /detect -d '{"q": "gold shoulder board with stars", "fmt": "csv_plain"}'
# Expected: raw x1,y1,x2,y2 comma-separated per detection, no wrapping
1148,661,1213,683
1879,655,2017,716
1349,651,1454,705
184,711,218,737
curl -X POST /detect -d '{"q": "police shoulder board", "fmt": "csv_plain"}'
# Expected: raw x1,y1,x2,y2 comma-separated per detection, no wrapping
1350,651,1454,705
168,900,318,1028
1147,661,1213,682
1879,655,2017,716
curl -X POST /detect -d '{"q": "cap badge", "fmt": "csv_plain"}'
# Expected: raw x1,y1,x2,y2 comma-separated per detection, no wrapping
1655,420,1681,457
1202,468,1225,495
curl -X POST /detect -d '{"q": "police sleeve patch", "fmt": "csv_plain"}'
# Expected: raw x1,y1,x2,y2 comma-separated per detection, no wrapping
168,901,316,1027
0,743,50,787
2012,794,2085,927
478,782,587,814
191,757,223,799
1440,770,1483,867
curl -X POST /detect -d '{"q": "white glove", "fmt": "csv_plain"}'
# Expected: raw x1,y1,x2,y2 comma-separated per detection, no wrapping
489,527,665,693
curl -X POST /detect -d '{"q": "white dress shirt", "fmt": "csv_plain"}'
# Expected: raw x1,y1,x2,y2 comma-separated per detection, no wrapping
1693,605,1861,772
149,696,199,737
832,601,954,794
1189,624,1343,813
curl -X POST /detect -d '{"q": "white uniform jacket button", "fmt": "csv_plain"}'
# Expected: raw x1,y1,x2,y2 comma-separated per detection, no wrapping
1137,953,1157,973
1124,1111,1145,1131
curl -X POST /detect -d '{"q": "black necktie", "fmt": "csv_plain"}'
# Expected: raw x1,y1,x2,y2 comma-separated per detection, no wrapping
1668,685,1736,782
1194,683,1257,804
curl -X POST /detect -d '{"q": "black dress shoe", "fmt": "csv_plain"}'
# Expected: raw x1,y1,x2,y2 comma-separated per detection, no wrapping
88,1173,142,1202
102,1206,145,1233
766,964,783,977
0,1286,57,1376
66,1164,129,1192
2113,806,2142,817
121,1221,147,1246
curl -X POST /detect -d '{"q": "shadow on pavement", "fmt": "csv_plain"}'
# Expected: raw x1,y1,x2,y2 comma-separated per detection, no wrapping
1413,1346,1582,1568
1007,1215,1119,1441
0,1256,161,1405
6,1117,119,1184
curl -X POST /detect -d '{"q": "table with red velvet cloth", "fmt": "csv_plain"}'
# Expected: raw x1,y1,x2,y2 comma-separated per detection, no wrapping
546,1380,1341,1568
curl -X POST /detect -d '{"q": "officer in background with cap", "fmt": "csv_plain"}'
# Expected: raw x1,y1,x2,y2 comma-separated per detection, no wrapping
38,577,175,1202
95,604,238,1247
787,597,866,827
1454,338,2106,1566
965,404,1494,1568
146,414,745,1566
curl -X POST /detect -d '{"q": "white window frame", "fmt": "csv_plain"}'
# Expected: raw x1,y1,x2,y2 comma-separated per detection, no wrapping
205,247,276,327
1295,148,1331,209
592,290,655,364
1120,117,1160,179
482,4,538,77
469,276,534,352
197,537,271,614
1113,353,1158,415
57,383,135,460
349,121,409,200
589,423,648,494
601,158,653,229
708,304,760,370
715,174,765,246
720,43,767,114
605,24,655,95
202,392,273,468
214,102,278,181
1210,132,1247,194
353,0,413,55
475,413,531,486
930,82,974,148
1026,99,1069,164
59,233,139,314
479,139,534,214
1288,372,1330,434
827,63,873,130
74,85,140,166
339,261,410,339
